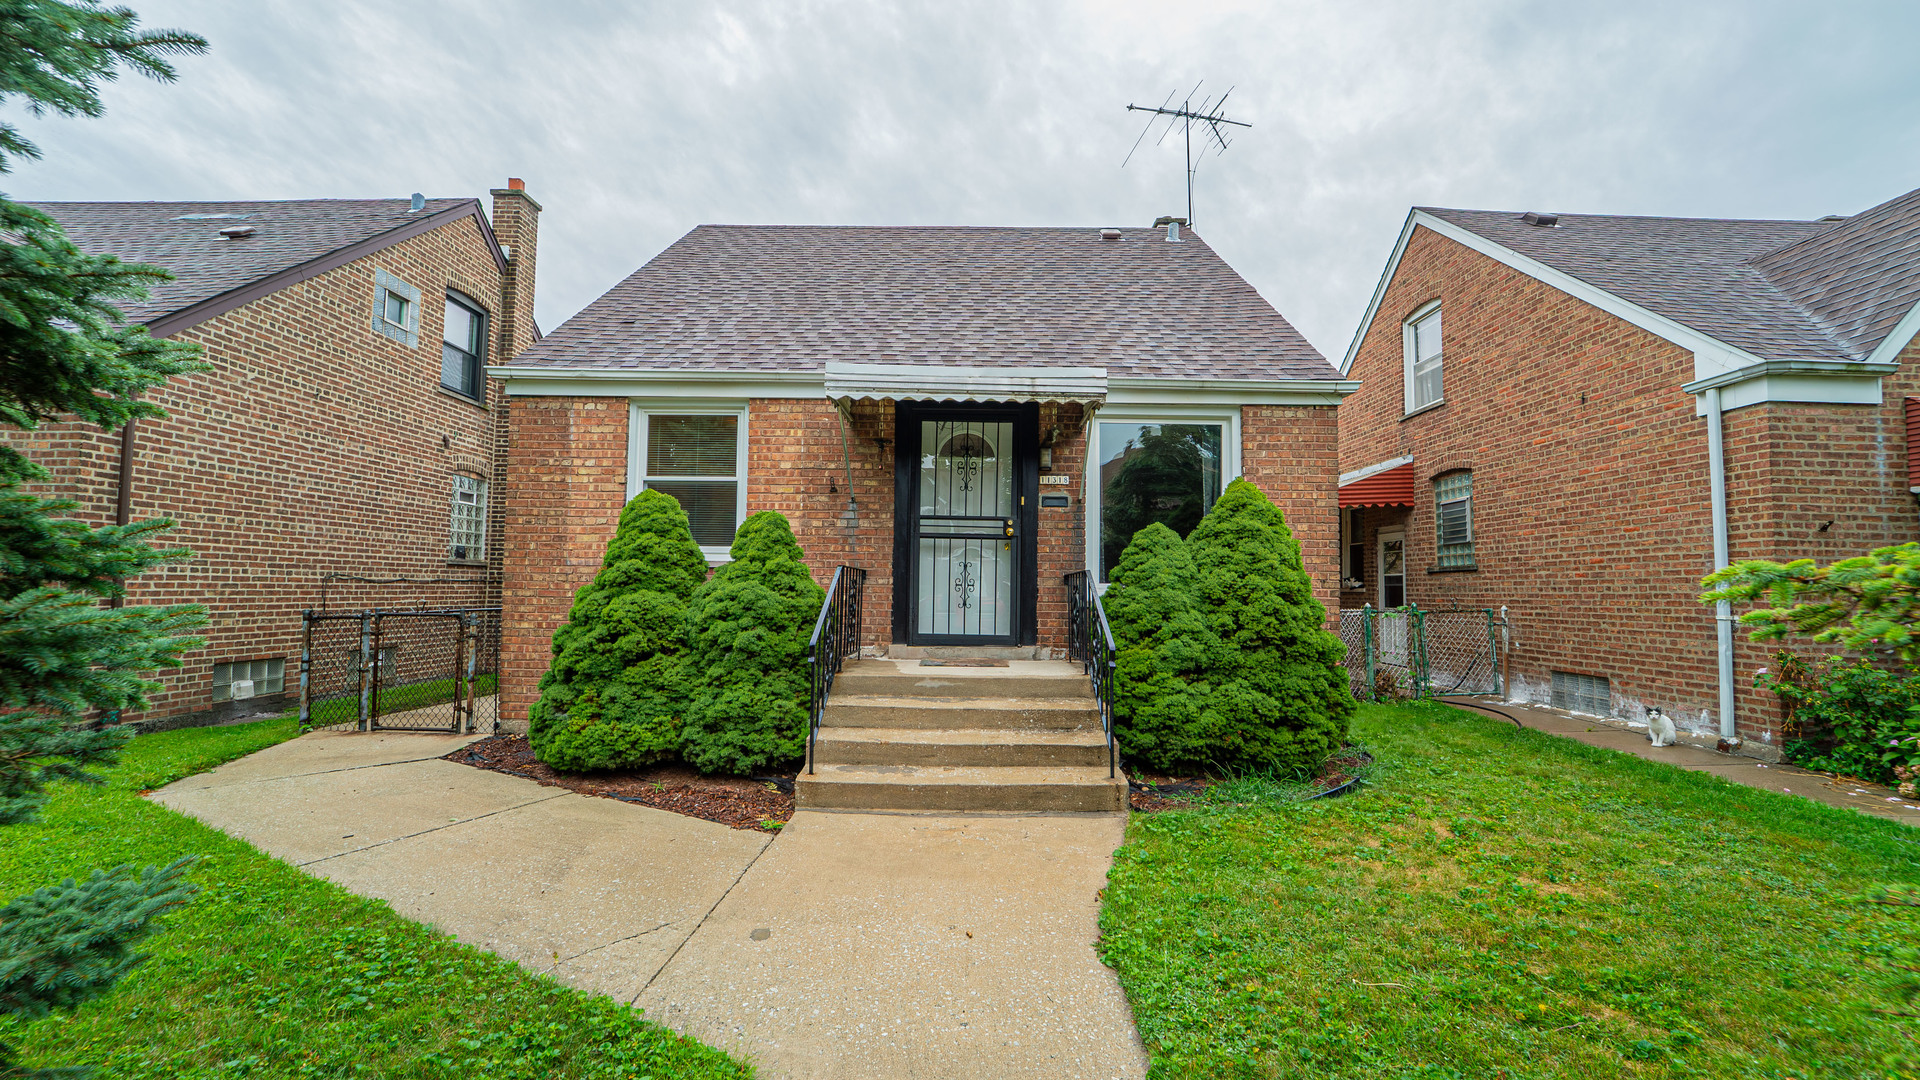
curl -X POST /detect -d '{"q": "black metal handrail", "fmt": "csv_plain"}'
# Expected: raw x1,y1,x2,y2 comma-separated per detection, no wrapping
1064,570,1117,779
807,566,866,775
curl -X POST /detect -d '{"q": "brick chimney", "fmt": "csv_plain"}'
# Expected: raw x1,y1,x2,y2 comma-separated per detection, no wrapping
489,178,541,363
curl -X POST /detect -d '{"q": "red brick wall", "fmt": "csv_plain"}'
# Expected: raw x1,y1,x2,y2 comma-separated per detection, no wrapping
1337,223,1920,745
1241,405,1341,617
497,396,629,727
3,213,516,722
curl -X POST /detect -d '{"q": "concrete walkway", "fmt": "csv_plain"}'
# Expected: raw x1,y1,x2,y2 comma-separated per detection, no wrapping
1443,695,1920,825
150,731,1147,1079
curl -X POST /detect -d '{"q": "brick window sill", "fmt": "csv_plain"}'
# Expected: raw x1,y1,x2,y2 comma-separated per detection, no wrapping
437,385,489,411
1400,400,1445,422
446,559,488,569
1426,564,1478,574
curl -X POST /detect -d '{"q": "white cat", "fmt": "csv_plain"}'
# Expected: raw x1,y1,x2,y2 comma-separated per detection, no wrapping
1646,708,1677,747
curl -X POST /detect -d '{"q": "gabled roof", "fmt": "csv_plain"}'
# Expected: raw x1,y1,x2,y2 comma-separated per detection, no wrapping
514,224,1340,382
30,198,504,337
1342,185,1920,375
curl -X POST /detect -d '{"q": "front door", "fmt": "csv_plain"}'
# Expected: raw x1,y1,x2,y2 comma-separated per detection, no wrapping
895,403,1038,645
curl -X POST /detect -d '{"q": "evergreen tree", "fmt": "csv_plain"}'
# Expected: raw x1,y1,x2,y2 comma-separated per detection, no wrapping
528,490,708,771
679,511,824,775
1104,522,1222,771
0,4,211,1074
1183,478,1355,773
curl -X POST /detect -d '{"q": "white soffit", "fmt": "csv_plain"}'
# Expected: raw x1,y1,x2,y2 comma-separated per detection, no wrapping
1681,359,1899,415
824,362,1107,404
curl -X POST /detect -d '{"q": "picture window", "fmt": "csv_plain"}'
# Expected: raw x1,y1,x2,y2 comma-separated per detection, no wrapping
1094,420,1225,582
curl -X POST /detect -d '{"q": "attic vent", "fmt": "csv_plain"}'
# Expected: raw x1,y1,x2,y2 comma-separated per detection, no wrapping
1521,211,1558,227
218,225,257,240
1100,228,1121,241
172,213,251,221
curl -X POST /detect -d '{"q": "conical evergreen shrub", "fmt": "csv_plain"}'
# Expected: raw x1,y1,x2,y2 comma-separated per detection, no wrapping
1105,522,1222,770
528,489,709,771
680,511,826,774
1183,478,1355,773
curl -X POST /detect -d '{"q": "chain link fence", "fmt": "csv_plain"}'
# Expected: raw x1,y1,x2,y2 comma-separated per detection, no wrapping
1338,606,1506,700
300,608,500,733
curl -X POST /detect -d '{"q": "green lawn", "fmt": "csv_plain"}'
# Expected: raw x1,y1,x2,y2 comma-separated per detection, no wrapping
0,717,750,1079
1101,701,1920,1079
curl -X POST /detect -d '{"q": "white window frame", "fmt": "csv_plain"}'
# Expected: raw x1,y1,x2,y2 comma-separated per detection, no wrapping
372,268,421,348
626,400,750,561
1403,300,1443,414
450,474,487,563
1083,405,1241,585
1434,471,1474,569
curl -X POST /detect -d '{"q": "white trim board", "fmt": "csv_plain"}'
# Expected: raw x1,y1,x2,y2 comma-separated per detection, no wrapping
1680,359,1899,415
1338,209,1767,381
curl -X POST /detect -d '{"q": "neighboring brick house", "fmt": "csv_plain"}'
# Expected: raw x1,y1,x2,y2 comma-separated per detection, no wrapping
1336,185,1920,751
6,182,542,725
491,223,1356,727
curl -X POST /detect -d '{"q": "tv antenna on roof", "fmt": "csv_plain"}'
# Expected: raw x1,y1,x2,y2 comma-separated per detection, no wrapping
1122,82,1251,231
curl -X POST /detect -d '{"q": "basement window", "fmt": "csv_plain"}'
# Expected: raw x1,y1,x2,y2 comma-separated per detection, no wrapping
1552,671,1610,717
213,658,285,703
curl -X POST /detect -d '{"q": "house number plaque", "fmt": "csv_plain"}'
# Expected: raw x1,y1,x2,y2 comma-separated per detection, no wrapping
1039,474,1071,485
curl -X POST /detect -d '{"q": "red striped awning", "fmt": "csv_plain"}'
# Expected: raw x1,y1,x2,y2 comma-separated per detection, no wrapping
1339,462,1415,507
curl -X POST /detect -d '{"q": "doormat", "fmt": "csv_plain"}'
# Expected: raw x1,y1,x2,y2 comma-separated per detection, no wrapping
918,658,1010,667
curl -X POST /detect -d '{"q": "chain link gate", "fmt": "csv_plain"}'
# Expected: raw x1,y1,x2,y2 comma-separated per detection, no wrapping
1338,606,1506,700
299,608,500,733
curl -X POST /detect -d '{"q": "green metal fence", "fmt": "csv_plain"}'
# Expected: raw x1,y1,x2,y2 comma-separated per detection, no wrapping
1337,606,1505,700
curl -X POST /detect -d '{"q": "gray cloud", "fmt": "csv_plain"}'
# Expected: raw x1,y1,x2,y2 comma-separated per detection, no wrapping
14,0,1919,358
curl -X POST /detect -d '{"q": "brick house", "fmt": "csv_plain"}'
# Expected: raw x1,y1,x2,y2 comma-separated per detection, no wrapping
6,181,542,725
1335,185,1920,750
491,223,1355,728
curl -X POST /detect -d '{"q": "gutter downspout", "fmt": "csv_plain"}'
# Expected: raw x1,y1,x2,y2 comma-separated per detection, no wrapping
833,399,857,528
110,418,137,610
1704,386,1738,749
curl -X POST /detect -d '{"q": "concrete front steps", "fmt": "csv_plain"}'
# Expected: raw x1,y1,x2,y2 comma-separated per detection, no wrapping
796,658,1126,813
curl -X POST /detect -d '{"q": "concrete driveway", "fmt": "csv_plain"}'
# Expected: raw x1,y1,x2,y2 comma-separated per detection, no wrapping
151,731,1148,1079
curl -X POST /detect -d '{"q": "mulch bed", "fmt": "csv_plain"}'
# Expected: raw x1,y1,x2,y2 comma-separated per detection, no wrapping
1127,744,1376,812
443,734,794,833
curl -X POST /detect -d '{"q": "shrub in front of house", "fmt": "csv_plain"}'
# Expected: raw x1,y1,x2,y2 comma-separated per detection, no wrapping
1182,477,1355,773
1761,654,1920,790
528,489,709,771
1105,521,1222,771
679,511,826,775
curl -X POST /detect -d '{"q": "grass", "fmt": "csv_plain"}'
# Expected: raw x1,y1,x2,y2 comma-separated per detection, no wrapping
1100,700,1920,1079
0,716,751,1079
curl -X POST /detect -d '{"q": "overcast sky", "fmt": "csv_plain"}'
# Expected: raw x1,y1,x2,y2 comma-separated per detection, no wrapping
16,0,1920,358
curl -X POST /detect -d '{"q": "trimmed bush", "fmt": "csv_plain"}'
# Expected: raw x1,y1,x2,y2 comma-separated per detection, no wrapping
1182,478,1355,773
679,511,826,775
1105,522,1221,770
528,490,708,771
1761,654,1920,790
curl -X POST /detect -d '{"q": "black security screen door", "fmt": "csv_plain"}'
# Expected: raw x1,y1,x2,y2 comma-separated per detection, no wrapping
893,403,1038,646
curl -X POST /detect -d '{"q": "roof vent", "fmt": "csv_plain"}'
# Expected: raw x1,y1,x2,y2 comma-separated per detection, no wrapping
217,225,256,240
1521,211,1559,227
1818,214,1849,222
1100,228,1121,241
409,192,425,212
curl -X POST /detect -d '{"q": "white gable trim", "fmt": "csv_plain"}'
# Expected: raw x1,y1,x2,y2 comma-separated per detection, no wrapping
1338,209,1767,378
1866,297,1920,366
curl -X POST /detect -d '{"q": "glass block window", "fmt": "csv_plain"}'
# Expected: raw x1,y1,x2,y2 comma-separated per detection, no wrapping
1435,471,1474,569
638,412,743,550
1406,304,1443,411
450,475,487,561
213,658,285,702
1552,671,1611,717
441,292,487,399
372,269,420,347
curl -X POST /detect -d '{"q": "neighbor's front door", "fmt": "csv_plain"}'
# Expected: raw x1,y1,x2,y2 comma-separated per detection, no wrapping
897,404,1036,645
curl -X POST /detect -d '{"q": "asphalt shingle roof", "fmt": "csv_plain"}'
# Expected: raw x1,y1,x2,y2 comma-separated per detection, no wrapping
1423,186,1920,363
30,198,475,323
514,225,1339,381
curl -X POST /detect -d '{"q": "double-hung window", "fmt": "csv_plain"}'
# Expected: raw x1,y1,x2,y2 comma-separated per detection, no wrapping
1435,471,1474,569
442,292,488,399
1405,303,1443,412
450,475,487,562
631,409,746,555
